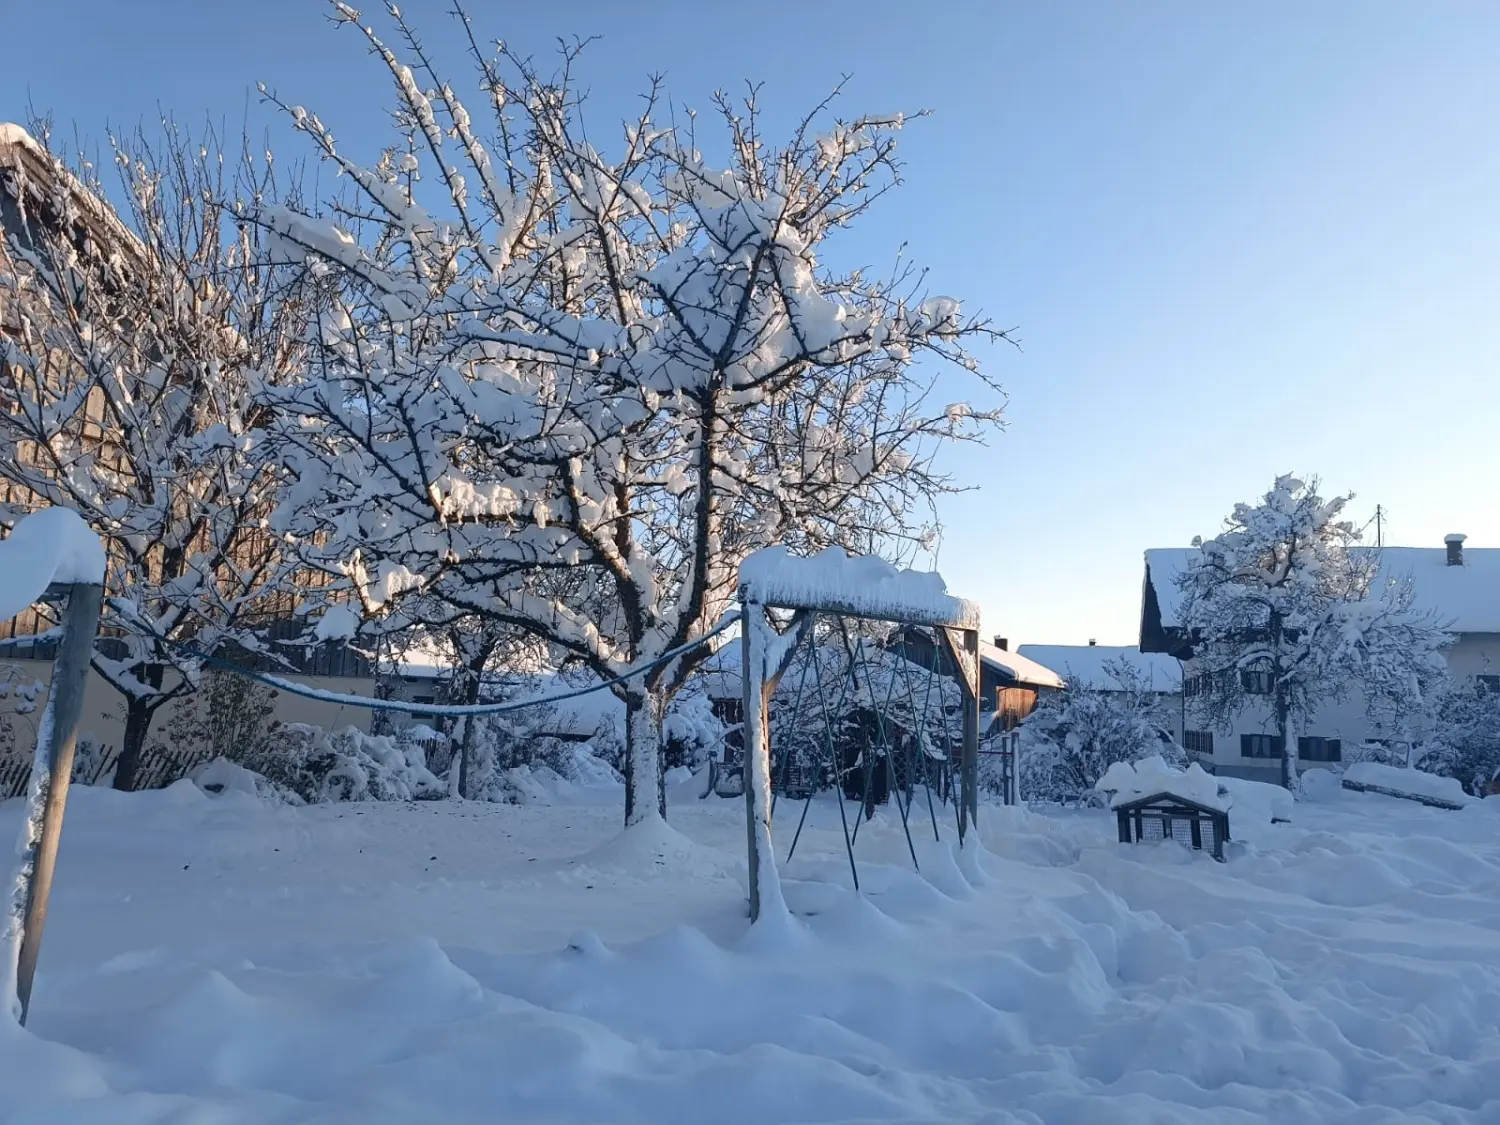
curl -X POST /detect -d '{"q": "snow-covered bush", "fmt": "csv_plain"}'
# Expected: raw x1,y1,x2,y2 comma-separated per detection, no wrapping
1016,660,1184,805
192,757,304,805
235,723,444,803
1414,679,1500,797
662,689,728,774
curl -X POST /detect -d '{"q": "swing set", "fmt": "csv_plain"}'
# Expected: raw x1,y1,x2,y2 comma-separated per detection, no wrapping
734,551,986,921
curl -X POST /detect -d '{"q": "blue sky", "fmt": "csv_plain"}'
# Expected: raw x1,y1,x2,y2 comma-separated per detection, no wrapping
4,1,1497,648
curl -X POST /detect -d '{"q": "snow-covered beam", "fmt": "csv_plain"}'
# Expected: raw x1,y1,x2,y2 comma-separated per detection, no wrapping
736,546,980,630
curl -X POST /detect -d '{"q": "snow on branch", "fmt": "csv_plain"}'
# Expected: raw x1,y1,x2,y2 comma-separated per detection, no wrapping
737,546,979,629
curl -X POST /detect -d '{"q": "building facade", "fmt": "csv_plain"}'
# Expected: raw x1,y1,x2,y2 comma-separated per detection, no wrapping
1140,535,1500,781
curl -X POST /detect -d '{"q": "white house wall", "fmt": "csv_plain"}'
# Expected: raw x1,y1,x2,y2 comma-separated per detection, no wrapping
1180,632,1500,780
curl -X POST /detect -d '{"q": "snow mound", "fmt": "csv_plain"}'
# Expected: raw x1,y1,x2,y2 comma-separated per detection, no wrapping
0,507,106,622
1343,762,1474,808
1215,776,1294,824
738,546,979,628
1096,755,1227,811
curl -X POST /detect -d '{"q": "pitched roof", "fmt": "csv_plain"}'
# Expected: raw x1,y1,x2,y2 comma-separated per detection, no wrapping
1143,543,1500,636
1016,644,1180,691
977,639,1065,690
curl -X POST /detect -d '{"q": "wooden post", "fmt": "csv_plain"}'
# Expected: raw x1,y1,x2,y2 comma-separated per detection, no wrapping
10,581,103,1026
741,598,771,922
937,626,981,846
961,628,980,841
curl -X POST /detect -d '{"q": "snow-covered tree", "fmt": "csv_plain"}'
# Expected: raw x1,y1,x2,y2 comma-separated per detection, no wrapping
1176,475,1452,789
1013,659,1181,804
0,122,311,788
253,4,1007,825
1415,678,1500,797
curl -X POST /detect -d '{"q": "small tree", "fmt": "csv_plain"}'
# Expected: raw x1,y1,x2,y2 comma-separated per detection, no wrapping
0,123,311,789
1015,659,1181,804
1176,475,1452,789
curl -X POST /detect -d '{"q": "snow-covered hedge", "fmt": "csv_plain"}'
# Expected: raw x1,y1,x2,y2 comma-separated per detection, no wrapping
232,723,445,803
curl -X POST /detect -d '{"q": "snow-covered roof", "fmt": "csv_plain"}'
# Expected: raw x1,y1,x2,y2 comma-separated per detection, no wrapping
0,507,107,622
977,640,1065,690
738,546,980,629
1144,544,1500,635
1016,644,1180,691
1096,756,1228,812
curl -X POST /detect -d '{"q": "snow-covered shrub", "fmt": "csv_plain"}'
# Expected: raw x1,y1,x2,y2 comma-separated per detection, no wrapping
662,689,727,773
203,670,279,765
1345,741,1411,769
192,757,304,805
1017,660,1184,805
237,723,444,803
1414,679,1500,797
70,736,119,786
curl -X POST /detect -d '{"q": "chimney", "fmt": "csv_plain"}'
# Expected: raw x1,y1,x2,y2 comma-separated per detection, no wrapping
1446,534,1466,567
993,636,1008,651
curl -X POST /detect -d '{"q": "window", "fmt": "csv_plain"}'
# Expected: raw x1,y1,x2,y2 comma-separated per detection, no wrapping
408,694,435,720
1239,669,1274,695
1240,734,1285,759
1298,736,1342,763
1478,675,1500,695
1183,730,1214,755
1184,673,1213,698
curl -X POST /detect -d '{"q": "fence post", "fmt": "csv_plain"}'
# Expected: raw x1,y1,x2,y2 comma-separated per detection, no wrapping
9,581,103,1026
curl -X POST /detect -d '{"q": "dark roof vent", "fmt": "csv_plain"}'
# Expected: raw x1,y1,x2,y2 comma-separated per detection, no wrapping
1445,534,1466,567
993,636,1008,651
1088,639,1097,646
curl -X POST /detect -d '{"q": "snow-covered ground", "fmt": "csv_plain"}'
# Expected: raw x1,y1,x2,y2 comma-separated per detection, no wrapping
3,774,1499,1124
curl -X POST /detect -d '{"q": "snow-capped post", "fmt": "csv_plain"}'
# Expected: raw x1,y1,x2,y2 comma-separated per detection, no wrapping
740,598,773,921
0,507,107,1026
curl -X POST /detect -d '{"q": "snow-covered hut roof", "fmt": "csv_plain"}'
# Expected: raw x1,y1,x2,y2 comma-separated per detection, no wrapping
1016,644,1180,692
1095,757,1228,812
1143,541,1500,643
738,546,980,630
976,640,1065,690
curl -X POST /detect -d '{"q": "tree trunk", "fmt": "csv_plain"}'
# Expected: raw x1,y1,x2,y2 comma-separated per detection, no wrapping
113,699,155,792
623,692,664,826
1275,684,1301,791
454,669,484,800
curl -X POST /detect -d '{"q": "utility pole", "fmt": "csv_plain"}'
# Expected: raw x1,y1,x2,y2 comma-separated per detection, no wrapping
1375,505,1385,548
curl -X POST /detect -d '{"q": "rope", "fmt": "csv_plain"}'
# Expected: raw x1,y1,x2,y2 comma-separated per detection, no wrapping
171,611,744,719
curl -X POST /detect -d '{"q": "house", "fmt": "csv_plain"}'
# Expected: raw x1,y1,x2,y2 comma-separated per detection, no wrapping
1140,534,1500,781
890,630,1064,730
1016,643,1184,742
